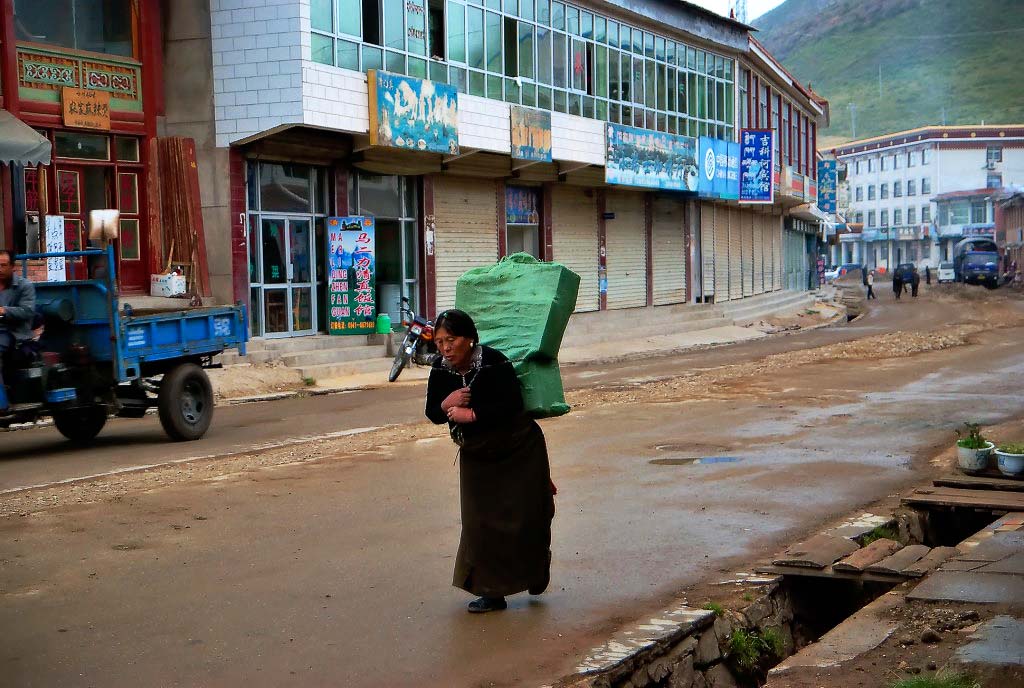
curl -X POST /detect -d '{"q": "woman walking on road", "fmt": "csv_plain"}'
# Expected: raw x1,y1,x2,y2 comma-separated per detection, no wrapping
425,309,555,614
866,270,877,300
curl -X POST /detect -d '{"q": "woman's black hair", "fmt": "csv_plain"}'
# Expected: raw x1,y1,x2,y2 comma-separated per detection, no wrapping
433,309,479,344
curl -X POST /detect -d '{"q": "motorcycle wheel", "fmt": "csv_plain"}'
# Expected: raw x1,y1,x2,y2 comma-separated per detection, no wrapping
388,353,409,382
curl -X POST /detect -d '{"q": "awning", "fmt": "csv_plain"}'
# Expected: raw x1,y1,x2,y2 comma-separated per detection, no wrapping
789,202,831,224
0,109,51,166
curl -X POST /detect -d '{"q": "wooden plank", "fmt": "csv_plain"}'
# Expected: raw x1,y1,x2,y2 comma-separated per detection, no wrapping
902,487,1024,511
773,534,859,569
933,475,1024,492
903,547,958,578
867,545,931,575
833,539,902,573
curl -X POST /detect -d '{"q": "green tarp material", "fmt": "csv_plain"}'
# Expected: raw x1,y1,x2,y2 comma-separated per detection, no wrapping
455,253,581,418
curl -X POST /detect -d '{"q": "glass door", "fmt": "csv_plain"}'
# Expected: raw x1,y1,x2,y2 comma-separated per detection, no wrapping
258,216,317,337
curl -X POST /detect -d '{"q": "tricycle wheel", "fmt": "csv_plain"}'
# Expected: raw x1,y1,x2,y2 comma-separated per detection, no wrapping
158,363,214,441
53,406,108,444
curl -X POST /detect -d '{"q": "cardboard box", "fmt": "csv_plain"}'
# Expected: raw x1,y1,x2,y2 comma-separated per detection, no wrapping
150,273,187,297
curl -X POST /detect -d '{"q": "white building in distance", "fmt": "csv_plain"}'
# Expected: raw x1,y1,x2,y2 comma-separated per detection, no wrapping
828,125,1024,270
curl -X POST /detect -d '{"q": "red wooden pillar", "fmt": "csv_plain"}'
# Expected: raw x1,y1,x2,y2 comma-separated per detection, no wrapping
644,193,653,306
422,174,437,319
496,180,507,258
597,189,607,311
1,0,19,249
229,148,248,307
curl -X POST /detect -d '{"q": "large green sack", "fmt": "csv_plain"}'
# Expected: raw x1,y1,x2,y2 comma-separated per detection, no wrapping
455,253,580,362
515,358,570,418
455,253,580,418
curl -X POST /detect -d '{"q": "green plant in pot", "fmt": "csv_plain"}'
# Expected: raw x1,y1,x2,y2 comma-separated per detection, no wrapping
954,423,995,473
995,441,1024,478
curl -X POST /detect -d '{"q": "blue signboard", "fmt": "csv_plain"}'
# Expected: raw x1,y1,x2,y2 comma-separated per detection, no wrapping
697,137,740,200
367,70,459,155
739,128,775,204
817,159,837,215
605,123,698,191
510,106,552,162
327,216,377,335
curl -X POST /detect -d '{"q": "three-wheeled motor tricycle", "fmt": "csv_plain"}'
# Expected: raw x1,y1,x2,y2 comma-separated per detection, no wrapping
2,246,247,442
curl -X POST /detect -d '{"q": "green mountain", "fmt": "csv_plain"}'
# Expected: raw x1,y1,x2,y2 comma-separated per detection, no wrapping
753,0,1024,144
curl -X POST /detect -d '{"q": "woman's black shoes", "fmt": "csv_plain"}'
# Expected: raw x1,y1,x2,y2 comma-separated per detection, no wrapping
468,596,507,613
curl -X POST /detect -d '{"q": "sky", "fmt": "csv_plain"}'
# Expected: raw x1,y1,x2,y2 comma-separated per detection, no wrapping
685,0,787,23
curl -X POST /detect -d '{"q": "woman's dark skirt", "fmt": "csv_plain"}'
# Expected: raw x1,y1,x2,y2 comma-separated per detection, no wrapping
454,417,554,597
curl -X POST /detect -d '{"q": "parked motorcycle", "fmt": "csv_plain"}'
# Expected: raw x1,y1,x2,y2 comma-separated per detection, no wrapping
388,297,437,382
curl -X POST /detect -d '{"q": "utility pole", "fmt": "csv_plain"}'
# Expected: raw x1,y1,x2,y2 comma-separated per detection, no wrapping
848,103,857,139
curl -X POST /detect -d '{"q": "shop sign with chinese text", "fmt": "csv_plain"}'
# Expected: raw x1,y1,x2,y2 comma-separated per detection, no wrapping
61,88,111,130
510,106,552,162
367,70,458,155
605,123,698,191
697,137,740,200
817,159,837,215
739,129,775,204
327,216,377,335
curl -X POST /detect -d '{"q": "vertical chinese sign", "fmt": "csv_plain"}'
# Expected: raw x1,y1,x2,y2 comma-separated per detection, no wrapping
44,215,66,281
327,216,377,335
739,129,775,204
817,159,838,216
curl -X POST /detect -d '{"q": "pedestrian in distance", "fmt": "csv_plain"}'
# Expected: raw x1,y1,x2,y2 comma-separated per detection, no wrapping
893,271,903,300
425,309,555,614
925,265,931,285
866,270,877,300
911,266,921,298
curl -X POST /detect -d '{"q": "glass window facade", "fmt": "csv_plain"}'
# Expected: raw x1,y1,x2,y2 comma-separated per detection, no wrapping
312,0,734,136
14,0,134,57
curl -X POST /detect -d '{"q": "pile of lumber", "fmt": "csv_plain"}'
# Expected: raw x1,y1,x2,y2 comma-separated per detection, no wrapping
151,137,211,297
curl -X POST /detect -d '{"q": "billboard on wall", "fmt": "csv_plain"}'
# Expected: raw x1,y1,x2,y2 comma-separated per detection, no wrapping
605,123,698,191
697,137,740,200
327,216,376,335
817,159,837,215
367,70,459,155
510,106,552,163
739,128,775,204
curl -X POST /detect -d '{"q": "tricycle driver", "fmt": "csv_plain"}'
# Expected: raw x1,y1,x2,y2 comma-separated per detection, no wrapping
0,249,36,413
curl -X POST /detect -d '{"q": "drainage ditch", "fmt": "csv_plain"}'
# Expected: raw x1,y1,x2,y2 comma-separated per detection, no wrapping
563,504,964,688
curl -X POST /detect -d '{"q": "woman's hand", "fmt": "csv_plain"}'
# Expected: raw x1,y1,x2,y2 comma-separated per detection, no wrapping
447,406,476,424
440,387,471,412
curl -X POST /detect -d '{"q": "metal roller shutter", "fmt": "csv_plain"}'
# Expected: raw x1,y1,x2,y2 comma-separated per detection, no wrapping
728,207,743,301
752,210,765,294
712,204,730,301
742,211,754,297
771,214,783,291
551,186,599,312
433,176,498,310
700,203,715,299
652,197,686,305
605,191,647,309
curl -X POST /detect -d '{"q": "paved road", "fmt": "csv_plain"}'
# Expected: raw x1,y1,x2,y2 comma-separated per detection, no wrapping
0,292,939,493
2,293,1023,687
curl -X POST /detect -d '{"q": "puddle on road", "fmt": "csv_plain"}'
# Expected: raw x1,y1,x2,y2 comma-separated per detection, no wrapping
649,456,743,466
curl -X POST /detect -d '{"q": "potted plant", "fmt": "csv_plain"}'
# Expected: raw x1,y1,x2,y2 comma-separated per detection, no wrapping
995,442,1024,478
954,422,995,473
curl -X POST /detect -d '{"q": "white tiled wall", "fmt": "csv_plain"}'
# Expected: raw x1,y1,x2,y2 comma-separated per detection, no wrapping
210,0,606,165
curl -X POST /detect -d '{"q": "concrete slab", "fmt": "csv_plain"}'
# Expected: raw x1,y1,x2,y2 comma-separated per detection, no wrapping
833,538,901,573
904,546,958,578
773,534,859,569
958,531,1024,562
769,589,903,674
978,552,1024,575
866,544,931,575
954,615,1024,667
907,571,1024,606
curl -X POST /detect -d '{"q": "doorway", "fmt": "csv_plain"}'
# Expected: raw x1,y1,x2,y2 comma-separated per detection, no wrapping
55,164,110,280
255,216,316,337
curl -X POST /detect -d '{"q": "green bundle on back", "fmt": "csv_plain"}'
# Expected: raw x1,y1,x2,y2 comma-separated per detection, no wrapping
455,253,580,418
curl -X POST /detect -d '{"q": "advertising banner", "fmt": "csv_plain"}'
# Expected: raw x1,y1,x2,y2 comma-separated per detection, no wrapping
44,215,66,282
327,216,377,335
817,159,837,215
510,106,552,162
367,70,458,155
739,129,775,204
605,123,698,191
697,137,740,200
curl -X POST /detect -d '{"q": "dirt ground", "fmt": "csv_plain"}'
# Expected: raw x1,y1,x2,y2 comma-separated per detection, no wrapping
207,362,307,400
